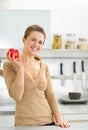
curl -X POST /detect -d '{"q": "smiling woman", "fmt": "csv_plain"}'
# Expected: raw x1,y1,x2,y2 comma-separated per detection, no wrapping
22,25,45,56
3,24,70,127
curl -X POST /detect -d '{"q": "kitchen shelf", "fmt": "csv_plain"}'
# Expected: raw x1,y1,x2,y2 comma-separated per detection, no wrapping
1,74,88,80
51,75,88,80
39,49,88,59
0,48,88,59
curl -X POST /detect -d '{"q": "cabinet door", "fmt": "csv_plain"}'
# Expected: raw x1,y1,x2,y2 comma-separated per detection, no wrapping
63,114,88,122
0,115,14,126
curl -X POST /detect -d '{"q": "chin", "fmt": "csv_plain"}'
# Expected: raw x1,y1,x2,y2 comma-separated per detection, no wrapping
31,51,38,56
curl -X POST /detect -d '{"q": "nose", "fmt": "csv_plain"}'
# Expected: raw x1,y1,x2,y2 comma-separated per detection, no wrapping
34,40,39,47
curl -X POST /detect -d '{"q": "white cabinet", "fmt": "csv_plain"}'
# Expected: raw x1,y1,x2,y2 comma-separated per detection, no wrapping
0,115,14,126
60,104,88,123
63,114,88,122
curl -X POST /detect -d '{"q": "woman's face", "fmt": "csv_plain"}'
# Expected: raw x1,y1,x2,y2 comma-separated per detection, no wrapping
22,31,45,56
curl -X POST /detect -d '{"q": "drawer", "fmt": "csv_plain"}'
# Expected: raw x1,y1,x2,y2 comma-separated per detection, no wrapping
0,115,14,126
63,114,88,122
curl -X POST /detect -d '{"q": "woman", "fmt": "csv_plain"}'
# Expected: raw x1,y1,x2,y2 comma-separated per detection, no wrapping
3,24,70,127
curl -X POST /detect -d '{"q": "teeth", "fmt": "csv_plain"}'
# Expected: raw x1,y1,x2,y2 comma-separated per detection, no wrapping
31,47,37,51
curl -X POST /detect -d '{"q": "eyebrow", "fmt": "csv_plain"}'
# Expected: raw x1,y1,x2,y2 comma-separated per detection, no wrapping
30,37,44,42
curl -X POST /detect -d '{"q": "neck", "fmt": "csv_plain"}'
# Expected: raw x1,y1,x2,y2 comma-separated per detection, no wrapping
21,51,35,64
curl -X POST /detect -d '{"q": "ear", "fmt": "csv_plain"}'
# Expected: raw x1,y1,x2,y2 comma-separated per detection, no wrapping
22,37,25,44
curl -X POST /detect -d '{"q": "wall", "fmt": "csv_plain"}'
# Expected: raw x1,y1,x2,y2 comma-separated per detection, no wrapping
0,0,88,49
0,10,51,49
0,0,88,37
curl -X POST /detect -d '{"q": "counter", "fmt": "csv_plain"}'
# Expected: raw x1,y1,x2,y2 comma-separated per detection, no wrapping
0,102,88,115
0,104,15,115
0,122,88,130
0,103,88,126
59,102,88,114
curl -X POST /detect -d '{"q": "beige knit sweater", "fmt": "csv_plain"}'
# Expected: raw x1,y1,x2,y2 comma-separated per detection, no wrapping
3,58,59,126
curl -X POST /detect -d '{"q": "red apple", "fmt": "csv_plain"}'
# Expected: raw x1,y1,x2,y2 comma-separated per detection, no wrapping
7,48,19,59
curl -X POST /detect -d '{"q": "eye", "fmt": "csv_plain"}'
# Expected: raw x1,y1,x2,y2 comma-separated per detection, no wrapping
31,38,35,41
39,41,44,45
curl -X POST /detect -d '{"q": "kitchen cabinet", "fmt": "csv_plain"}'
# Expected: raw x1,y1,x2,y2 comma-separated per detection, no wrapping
59,103,88,123
0,104,15,126
0,103,88,126
0,115,14,126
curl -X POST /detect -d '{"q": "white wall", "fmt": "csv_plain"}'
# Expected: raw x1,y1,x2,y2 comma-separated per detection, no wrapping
0,10,51,48
0,0,88,49
0,0,88,37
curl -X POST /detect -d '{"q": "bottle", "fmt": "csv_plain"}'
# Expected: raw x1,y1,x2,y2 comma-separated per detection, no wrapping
52,34,62,49
65,33,75,49
77,38,88,49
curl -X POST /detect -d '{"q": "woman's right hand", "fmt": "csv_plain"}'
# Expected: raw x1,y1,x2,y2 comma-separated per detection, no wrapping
7,50,24,72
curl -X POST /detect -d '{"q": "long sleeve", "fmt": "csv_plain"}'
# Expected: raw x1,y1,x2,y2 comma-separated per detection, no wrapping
45,65,59,113
3,61,24,102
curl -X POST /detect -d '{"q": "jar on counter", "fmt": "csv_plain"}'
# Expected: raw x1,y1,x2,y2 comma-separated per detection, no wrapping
65,33,75,49
77,38,88,50
52,34,62,49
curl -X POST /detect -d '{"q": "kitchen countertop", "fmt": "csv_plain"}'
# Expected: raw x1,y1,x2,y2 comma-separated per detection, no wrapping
0,122,88,130
0,102,88,115
0,103,15,115
59,102,88,114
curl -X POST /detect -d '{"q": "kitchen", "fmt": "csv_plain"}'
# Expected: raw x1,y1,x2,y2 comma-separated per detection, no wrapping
0,0,88,129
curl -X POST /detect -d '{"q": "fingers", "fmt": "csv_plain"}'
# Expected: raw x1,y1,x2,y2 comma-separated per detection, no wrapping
63,122,70,128
6,50,23,70
7,52,12,61
56,122,70,128
12,54,18,61
7,51,19,62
